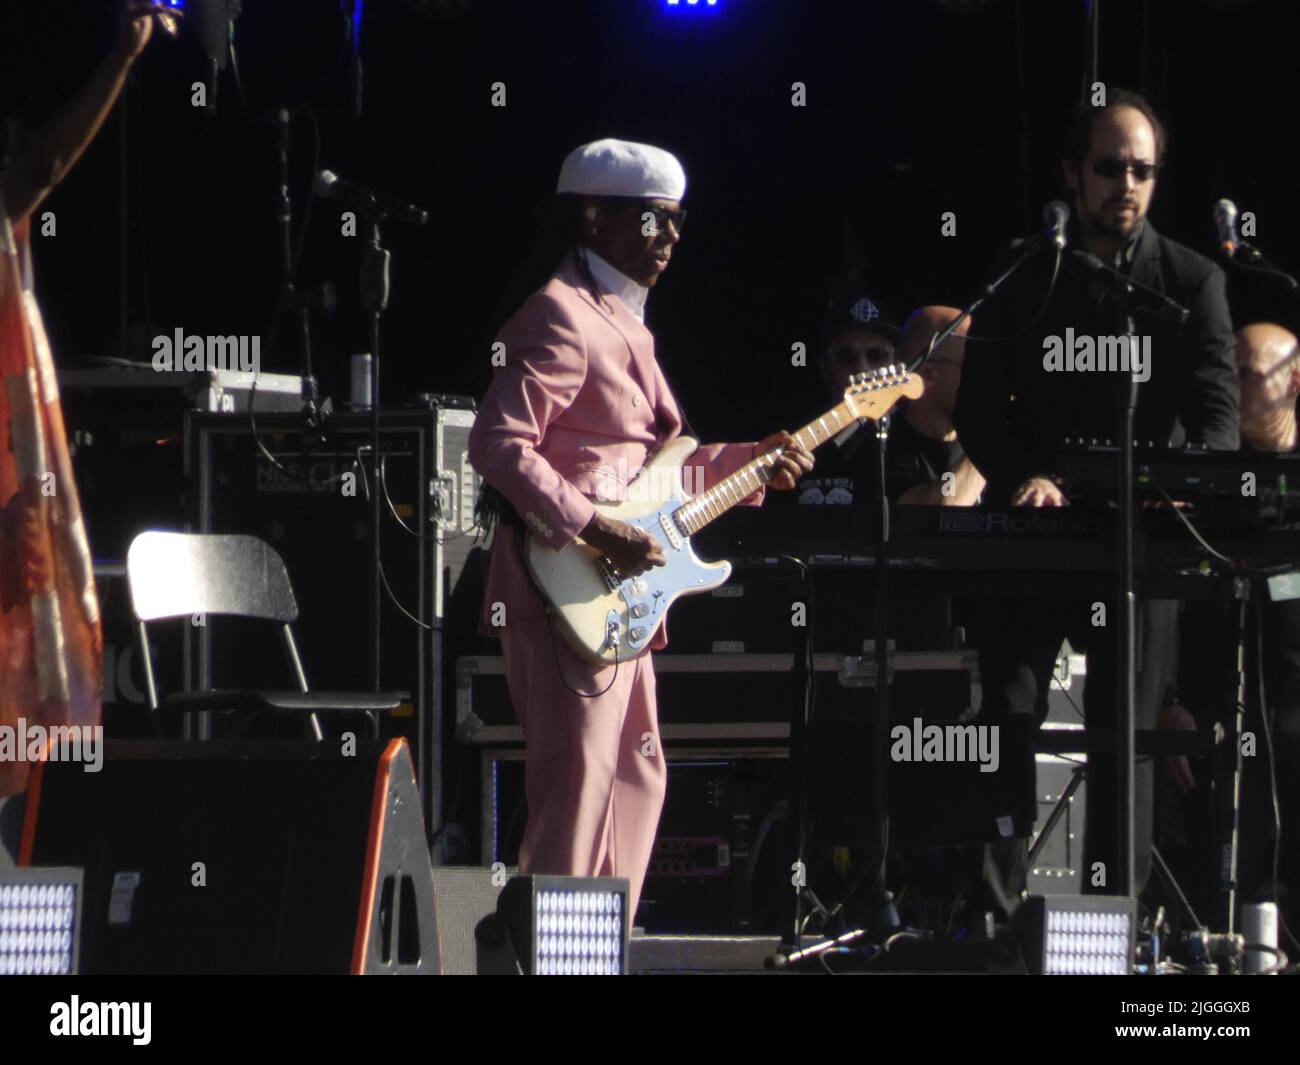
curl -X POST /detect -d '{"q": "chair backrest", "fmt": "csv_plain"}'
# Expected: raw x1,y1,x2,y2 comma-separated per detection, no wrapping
126,532,299,624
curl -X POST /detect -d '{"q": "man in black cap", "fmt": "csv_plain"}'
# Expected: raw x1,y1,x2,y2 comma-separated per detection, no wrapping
799,293,982,507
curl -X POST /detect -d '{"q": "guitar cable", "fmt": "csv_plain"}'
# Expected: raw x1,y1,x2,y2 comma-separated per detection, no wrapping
519,521,621,698
544,609,621,698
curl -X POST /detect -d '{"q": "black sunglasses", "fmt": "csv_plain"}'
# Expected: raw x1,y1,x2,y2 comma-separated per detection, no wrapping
609,200,687,235
1091,157,1161,183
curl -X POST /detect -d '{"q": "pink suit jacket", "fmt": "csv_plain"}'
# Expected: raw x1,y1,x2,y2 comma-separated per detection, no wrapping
468,254,763,646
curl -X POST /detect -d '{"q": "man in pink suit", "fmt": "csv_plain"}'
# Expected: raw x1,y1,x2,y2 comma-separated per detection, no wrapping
468,139,812,919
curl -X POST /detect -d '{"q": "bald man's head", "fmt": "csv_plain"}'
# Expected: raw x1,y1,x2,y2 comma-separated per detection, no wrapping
899,306,969,363
1237,322,1300,451
899,306,969,424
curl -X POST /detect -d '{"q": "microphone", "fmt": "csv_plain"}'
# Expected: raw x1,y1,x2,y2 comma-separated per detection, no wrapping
1210,199,1298,291
1009,200,1070,254
1042,200,1069,251
1214,199,1240,259
314,170,429,226
1069,250,1190,325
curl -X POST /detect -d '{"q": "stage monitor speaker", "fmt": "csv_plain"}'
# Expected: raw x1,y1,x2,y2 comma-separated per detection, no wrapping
20,739,440,974
430,866,507,976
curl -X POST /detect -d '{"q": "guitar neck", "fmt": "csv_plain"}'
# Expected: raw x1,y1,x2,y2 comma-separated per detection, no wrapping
674,399,865,536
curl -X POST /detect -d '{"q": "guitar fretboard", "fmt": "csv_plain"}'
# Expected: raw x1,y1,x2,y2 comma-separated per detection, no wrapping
673,398,864,536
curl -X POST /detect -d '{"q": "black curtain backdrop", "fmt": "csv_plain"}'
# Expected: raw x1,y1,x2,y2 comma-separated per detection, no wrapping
6,0,1300,443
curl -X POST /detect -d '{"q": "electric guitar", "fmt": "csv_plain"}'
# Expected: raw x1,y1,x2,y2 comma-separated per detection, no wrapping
523,367,923,664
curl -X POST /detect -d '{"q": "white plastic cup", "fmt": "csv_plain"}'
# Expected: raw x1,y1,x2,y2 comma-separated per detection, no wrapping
1243,901,1278,974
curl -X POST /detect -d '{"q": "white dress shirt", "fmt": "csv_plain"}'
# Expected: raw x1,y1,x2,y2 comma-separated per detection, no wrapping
581,247,649,323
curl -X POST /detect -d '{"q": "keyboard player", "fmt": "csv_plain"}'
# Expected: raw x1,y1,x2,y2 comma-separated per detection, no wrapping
951,89,1239,913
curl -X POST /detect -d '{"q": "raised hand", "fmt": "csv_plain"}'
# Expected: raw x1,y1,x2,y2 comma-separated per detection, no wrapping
115,1,169,60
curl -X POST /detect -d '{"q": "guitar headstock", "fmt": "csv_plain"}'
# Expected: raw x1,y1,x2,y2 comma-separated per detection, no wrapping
843,365,924,421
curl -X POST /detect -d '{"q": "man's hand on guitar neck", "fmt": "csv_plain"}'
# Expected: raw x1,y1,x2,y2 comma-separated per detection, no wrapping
580,513,667,578
754,431,815,490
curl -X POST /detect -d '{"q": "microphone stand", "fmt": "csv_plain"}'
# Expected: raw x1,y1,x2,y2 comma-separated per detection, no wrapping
907,238,1057,376
1076,255,1190,899
1232,241,1300,303
868,411,901,936
273,108,323,439
360,218,390,695
337,185,427,697
1118,310,1139,900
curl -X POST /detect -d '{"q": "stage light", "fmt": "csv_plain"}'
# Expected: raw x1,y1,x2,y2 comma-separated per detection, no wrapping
0,869,84,976
475,875,629,975
1013,894,1136,975
1266,569,1300,602
666,1,720,7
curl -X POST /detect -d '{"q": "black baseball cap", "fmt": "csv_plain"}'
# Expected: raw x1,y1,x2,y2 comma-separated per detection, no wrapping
822,292,901,344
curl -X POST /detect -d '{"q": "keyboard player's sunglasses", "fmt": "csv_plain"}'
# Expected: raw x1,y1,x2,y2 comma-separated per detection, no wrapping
1091,157,1161,183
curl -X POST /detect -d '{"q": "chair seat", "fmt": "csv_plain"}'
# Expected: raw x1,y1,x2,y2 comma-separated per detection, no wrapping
160,689,406,715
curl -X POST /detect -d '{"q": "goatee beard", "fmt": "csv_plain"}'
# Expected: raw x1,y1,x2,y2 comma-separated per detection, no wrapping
1086,209,1136,243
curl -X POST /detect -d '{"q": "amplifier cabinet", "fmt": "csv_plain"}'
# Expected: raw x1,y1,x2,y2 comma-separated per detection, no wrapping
478,746,789,934
1029,753,1087,896
184,408,480,851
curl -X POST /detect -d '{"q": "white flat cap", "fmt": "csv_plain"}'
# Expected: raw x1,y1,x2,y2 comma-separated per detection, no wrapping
556,138,686,200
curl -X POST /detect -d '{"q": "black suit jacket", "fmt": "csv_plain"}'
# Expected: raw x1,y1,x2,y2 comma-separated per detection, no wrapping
953,221,1240,505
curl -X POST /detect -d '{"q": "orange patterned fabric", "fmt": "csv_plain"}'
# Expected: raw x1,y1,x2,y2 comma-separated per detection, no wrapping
0,199,102,796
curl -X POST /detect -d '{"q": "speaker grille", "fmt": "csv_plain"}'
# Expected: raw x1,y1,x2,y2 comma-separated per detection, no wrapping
430,866,507,975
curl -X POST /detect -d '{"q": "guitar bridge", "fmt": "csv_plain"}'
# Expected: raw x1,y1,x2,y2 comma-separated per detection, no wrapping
595,556,622,592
